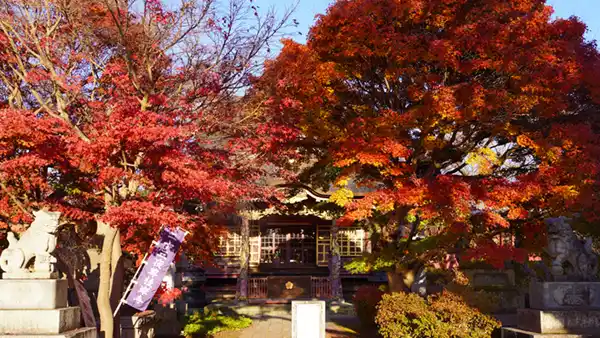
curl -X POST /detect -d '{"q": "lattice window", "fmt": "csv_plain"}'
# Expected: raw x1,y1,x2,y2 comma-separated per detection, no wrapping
216,228,241,256
316,227,331,266
249,223,261,264
338,228,365,256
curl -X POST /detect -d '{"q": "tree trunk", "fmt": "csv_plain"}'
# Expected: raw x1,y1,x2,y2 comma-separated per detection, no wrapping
109,230,123,338
97,221,117,338
330,220,343,302
386,270,407,293
236,217,250,302
387,263,422,294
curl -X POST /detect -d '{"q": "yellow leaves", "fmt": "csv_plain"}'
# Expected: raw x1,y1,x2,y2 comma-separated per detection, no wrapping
376,201,395,213
329,187,354,207
465,148,500,175
16,140,34,147
334,158,357,167
552,185,579,200
424,135,444,151
334,176,349,187
479,148,498,161
507,208,528,220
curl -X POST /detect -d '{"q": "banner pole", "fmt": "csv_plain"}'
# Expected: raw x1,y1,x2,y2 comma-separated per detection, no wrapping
113,251,149,317
112,226,165,318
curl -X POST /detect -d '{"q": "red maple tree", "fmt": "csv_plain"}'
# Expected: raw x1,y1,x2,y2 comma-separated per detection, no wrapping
249,0,600,279
0,0,293,336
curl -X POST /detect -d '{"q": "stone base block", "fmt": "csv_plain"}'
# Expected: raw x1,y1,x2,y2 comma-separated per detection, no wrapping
518,309,600,335
502,327,599,338
529,282,600,310
463,269,516,288
0,327,97,338
0,307,80,334
0,279,67,309
2,272,59,279
494,313,518,327
493,289,526,312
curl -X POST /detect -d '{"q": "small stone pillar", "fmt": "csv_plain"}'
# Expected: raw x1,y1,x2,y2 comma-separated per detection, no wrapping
120,311,157,338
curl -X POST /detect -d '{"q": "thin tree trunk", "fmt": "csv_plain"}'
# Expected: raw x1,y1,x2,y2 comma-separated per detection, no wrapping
387,214,421,293
330,220,343,302
109,230,123,338
237,217,250,302
97,221,117,338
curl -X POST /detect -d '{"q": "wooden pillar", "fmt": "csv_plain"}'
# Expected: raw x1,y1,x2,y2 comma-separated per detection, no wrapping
237,216,250,301
329,220,343,301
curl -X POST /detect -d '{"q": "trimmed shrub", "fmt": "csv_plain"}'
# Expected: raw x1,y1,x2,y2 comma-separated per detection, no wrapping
183,309,252,337
353,285,385,328
375,291,500,338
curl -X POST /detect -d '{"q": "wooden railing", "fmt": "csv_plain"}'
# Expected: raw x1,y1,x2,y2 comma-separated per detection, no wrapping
248,276,333,299
248,277,268,299
311,277,332,299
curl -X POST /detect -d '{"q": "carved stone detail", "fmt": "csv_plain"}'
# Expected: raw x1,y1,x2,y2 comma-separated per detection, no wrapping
552,284,595,306
0,210,61,275
545,216,598,281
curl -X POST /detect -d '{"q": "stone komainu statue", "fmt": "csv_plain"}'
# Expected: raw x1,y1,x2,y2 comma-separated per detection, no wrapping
0,209,61,274
545,216,598,281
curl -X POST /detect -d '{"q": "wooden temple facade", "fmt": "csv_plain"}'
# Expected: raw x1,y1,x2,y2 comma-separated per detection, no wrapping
200,185,381,302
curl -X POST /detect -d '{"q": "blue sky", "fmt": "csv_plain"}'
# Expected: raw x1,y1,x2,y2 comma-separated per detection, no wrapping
255,0,599,45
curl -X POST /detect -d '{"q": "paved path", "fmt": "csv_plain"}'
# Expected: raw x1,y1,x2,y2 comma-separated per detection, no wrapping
213,314,375,338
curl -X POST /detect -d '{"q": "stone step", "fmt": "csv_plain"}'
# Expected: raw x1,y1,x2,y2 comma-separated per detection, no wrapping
502,327,600,338
0,327,97,338
0,279,67,310
0,307,80,335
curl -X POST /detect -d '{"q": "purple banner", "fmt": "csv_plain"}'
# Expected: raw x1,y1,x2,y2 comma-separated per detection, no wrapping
125,227,186,311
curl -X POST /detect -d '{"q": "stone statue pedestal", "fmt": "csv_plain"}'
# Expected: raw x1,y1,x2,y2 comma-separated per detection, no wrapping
502,282,600,338
0,277,97,338
529,281,600,310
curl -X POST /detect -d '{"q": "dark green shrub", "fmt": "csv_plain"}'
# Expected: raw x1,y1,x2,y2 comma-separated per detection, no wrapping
375,291,500,338
353,285,385,328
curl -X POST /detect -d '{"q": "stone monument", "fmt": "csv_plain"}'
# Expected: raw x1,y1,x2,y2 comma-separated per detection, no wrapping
0,209,97,338
502,216,600,338
291,300,325,338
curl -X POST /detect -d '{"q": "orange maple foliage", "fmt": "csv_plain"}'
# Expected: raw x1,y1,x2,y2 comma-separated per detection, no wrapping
250,0,600,266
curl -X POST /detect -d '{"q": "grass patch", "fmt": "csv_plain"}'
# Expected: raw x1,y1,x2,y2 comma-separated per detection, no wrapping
183,309,252,337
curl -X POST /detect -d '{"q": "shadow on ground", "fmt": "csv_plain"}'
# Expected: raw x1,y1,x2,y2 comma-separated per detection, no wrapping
326,316,379,338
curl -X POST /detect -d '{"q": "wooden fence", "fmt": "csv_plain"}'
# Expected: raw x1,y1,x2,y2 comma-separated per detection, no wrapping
247,276,332,299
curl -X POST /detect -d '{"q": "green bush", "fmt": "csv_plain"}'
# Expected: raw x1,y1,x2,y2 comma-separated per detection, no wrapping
183,309,252,337
353,285,385,328
375,291,500,338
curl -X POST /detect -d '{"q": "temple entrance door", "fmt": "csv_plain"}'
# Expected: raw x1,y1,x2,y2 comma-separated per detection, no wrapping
260,225,317,268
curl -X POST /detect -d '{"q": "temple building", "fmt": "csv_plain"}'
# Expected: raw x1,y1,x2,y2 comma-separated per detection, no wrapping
186,183,384,303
